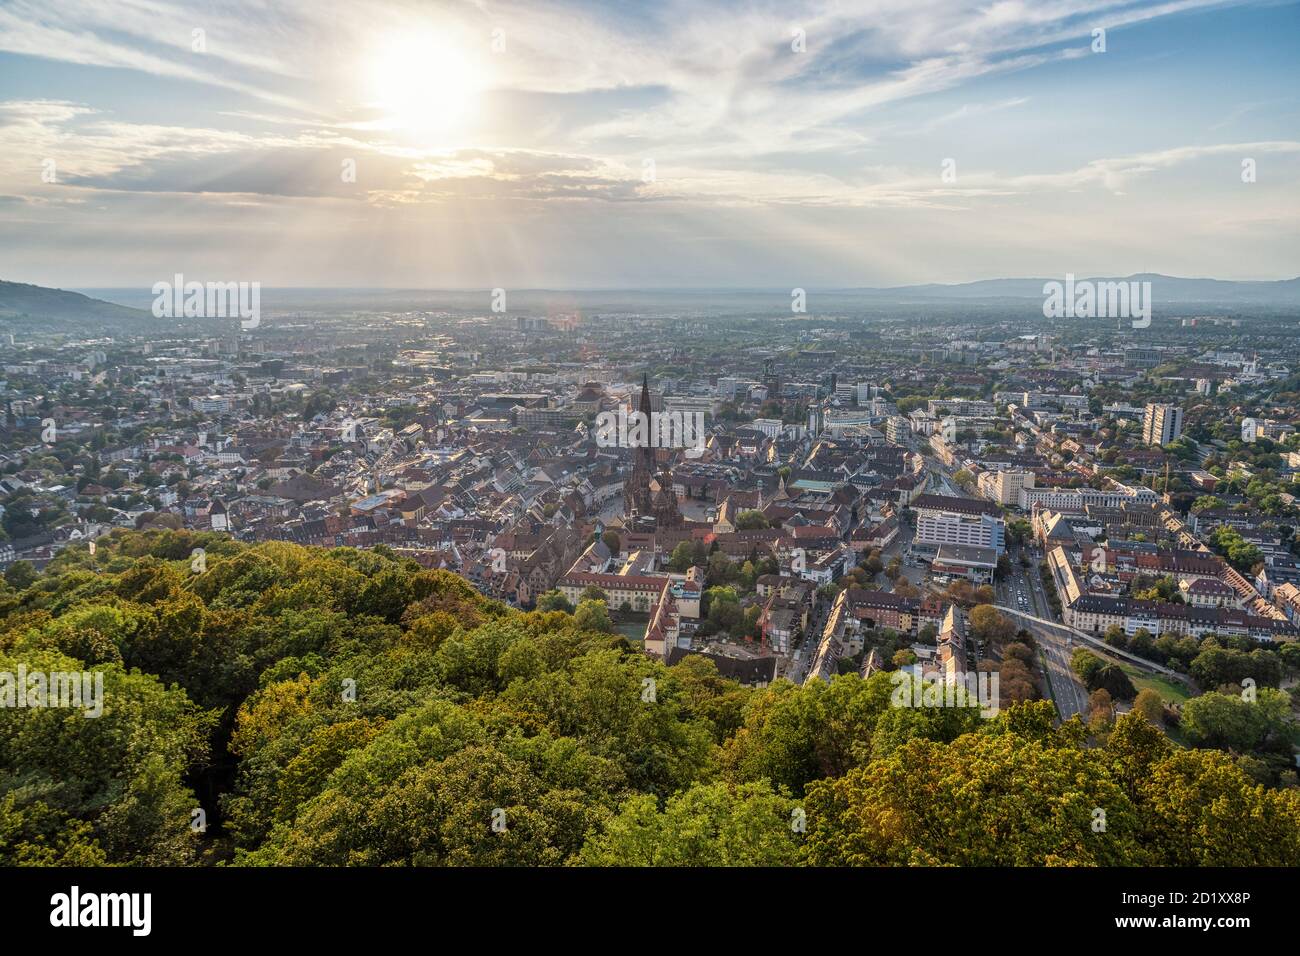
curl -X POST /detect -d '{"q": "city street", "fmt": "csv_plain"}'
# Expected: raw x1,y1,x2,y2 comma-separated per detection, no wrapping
998,548,1091,721
999,604,1091,721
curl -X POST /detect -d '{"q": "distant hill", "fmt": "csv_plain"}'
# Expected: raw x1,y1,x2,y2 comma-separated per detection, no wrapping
0,280,149,323
847,274,1300,305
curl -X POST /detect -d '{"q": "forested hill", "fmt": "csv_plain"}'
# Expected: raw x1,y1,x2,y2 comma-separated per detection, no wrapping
0,280,146,322
1,530,1297,866
0,280,194,335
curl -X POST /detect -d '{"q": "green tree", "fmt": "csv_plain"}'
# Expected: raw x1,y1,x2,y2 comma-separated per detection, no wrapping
1092,664,1137,702
969,605,1015,647
1132,687,1166,726
573,599,615,634
3,561,37,590
0,648,212,866
803,725,1142,866
535,589,573,613
580,782,801,865
668,541,694,574
1180,688,1295,753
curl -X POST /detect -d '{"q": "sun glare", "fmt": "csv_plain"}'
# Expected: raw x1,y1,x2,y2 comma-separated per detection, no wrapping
367,32,486,140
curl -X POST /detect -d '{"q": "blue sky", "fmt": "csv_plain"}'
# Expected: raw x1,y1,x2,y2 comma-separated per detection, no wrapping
1,0,1297,288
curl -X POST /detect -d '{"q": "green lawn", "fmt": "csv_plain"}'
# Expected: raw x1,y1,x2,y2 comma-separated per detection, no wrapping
1117,662,1190,706
614,620,646,646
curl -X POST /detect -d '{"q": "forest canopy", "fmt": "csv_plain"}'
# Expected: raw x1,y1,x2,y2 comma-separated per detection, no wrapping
1,530,1296,866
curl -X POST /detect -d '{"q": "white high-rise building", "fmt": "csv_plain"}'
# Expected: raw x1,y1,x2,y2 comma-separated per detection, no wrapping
1142,403,1183,446
977,469,1034,506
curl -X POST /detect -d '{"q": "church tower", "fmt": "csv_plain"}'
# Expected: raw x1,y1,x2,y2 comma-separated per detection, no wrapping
624,375,655,518
623,374,683,527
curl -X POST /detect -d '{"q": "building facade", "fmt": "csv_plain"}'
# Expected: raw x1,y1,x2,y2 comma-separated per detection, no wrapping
912,494,1006,554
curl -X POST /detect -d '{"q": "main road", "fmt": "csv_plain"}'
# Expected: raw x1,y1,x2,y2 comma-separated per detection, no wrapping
999,603,1091,720
997,549,1091,720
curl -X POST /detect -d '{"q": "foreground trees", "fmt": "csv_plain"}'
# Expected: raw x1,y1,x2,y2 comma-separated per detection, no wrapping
1,531,1296,867
0,647,211,865
805,711,1300,866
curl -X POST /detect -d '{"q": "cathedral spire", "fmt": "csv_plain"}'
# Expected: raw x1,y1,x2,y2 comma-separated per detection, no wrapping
623,372,682,528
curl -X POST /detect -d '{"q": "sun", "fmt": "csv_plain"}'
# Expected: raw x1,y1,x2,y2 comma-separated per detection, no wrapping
366,32,487,140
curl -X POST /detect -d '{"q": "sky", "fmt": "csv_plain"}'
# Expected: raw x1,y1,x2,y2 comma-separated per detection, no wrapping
1,0,1298,289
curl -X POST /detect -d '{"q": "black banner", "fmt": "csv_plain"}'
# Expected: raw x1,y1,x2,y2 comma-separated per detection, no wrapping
0,866,1285,941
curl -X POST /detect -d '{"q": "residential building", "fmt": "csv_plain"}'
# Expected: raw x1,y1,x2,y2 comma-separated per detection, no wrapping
1142,403,1183,447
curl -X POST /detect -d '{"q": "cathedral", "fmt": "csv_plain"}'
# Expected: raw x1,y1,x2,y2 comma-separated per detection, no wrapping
623,374,684,528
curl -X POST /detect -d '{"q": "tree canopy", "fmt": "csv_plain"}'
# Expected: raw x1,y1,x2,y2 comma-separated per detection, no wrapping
1,530,1295,867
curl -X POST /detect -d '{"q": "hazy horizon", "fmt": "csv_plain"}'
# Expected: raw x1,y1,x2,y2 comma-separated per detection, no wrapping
65,269,1300,294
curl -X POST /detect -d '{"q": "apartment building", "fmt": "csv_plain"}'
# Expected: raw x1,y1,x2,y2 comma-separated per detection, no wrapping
977,468,1034,506
191,394,235,414
1066,593,1296,642
926,398,996,418
1142,403,1183,447
1274,582,1300,626
557,571,668,613
1019,484,1159,511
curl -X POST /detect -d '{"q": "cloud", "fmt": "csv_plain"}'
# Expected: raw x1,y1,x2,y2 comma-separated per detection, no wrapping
5,86,1295,212
0,0,1295,286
